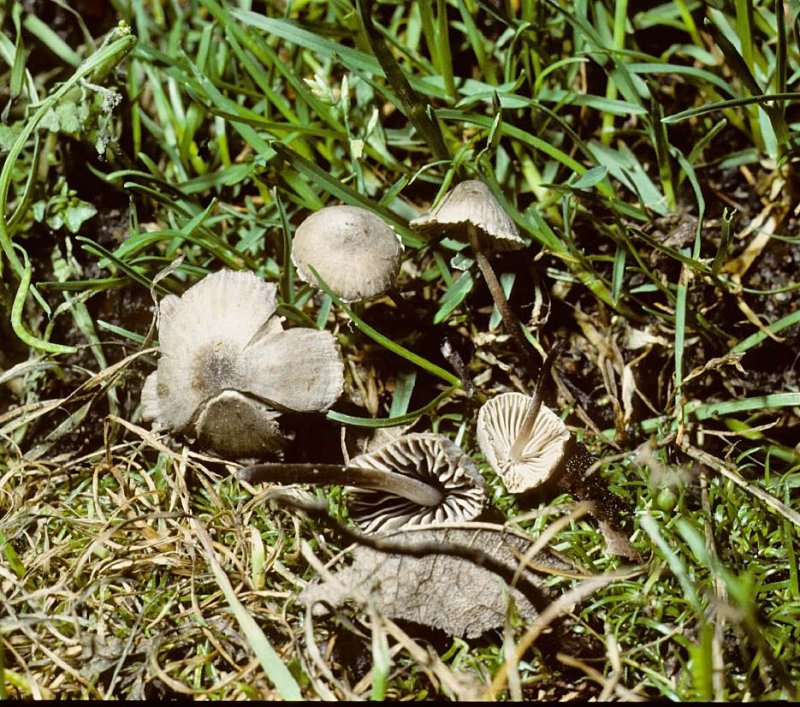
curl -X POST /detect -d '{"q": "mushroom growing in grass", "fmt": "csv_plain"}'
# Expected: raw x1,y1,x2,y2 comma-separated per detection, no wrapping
292,204,404,303
410,180,537,370
141,270,344,460
477,391,570,493
477,387,641,560
238,433,486,534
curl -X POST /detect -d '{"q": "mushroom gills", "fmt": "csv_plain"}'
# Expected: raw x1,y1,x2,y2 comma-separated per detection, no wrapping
347,433,486,534
477,392,570,493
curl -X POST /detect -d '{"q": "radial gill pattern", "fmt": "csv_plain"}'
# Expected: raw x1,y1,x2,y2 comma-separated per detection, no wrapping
347,433,486,534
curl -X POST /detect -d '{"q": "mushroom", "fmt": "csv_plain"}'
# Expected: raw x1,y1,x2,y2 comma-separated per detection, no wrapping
292,205,404,302
476,389,642,560
410,180,537,370
476,391,570,493
141,270,344,459
299,523,560,638
238,433,486,534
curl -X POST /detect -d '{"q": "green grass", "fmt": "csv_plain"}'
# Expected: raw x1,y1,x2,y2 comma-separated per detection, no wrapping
2,0,800,700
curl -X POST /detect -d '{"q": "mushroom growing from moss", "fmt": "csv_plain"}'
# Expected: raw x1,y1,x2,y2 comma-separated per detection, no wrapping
238,433,486,534
292,205,404,302
410,180,537,370
141,270,344,460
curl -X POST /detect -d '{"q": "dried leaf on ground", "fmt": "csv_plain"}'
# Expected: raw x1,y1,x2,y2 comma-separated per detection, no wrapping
300,524,575,639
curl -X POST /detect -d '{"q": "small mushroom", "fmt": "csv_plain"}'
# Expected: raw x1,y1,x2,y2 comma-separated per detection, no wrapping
142,270,344,459
292,205,404,302
410,180,537,370
410,179,524,251
238,433,486,534
476,391,570,493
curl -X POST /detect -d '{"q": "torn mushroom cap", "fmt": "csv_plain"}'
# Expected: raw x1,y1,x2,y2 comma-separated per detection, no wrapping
409,179,525,252
141,270,344,459
292,205,404,302
476,391,570,493
346,433,486,534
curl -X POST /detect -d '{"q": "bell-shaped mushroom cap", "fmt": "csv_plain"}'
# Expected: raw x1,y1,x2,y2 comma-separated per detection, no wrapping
193,390,286,459
347,433,486,534
292,205,404,302
476,392,570,493
142,270,344,456
409,180,525,251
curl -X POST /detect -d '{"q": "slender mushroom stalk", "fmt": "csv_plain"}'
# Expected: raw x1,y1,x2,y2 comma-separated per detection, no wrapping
466,223,540,373
239,433,486,535
507,345,558,461
411,180,541,375
238,462,443,507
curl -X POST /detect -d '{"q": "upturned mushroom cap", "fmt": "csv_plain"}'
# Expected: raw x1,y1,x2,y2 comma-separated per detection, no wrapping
292,205,404,302
409,180,525,251
193,390,286,459
476,392,570,493
346,433,486,534
142,270,344,458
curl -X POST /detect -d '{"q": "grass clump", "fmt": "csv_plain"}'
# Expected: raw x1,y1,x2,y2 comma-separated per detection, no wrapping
1,0,800,700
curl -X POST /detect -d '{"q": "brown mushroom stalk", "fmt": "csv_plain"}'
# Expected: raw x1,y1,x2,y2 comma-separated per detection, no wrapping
410,180,541,375
467,224,539,373
238,462,444,507
508,346,557,462
241,433,486,535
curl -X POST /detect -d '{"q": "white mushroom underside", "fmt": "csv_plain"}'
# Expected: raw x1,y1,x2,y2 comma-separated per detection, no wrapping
347,433,486,534
477,392,570,493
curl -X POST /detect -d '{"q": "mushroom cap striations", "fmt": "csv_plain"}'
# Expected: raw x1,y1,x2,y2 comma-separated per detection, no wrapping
409,180,524,251
142,270,344,459
346,433,486,534
292,205,404,302
476,392,570,493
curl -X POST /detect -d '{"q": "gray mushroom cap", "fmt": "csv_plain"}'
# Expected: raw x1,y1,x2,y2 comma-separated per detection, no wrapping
292,205,404,302
409,180,525,251
476,391,570,493
141,270,344,459
192,391,286,459
346,433,486,534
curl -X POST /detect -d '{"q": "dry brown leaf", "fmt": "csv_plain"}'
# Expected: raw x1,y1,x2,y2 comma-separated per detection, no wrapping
300,525,572,639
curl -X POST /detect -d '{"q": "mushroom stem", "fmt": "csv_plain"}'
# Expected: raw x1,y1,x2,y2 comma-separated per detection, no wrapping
238,462,444,507
468,226,539,374
509,345,559,462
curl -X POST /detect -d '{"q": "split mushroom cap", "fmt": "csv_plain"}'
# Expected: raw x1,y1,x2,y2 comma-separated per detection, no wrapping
346,433,486,534
292,205,404,302
141,270,344,459
409,179,525,252
476,391,570,493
